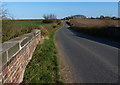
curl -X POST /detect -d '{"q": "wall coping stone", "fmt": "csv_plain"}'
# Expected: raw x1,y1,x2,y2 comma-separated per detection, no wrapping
0,29,41,67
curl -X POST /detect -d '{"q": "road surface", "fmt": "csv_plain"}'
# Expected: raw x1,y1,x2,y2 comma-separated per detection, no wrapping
55,22,119,83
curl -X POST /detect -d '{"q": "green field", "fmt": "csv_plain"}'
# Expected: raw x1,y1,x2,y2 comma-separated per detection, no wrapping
15,20,49,28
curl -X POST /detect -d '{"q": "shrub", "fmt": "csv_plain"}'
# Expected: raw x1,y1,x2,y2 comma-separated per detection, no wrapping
66,21,73,26
43,14,61,23
2,20,22,42
43,19,60,23
43,14,57,20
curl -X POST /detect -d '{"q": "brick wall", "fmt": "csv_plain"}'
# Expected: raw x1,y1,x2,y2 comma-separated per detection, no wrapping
0,30,41,84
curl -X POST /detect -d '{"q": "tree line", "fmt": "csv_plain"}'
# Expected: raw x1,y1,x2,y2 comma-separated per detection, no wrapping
63,15,119,20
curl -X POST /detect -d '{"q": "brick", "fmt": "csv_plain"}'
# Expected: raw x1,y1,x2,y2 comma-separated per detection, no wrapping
12,78,16,83
1,30,41,84
2,67,9,77
9,60,14,69
3,70,10,82
4,76,12,83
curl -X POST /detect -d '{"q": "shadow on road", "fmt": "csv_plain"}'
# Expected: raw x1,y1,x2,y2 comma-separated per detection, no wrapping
67,27,120,49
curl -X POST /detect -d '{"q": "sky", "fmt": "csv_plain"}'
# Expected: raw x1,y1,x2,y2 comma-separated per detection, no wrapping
1,0,120,2
2,2,118,19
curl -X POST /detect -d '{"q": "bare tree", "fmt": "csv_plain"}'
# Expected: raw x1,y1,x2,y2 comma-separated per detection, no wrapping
43,14,57,20
43,14,49,20
0,4,14,20
1,5,16,42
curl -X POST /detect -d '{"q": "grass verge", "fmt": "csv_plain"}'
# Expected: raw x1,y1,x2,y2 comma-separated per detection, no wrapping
22,24,64,84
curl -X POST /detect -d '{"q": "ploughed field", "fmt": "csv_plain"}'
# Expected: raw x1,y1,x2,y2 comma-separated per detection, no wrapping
69,19,119,28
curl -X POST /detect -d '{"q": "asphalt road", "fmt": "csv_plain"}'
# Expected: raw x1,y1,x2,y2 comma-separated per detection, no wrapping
55,22,119,83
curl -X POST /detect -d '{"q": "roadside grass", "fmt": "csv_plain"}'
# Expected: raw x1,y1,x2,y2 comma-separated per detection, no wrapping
22,30,62,83
22,22,64,84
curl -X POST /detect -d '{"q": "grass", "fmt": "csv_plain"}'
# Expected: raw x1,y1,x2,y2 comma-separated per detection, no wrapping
22,28,63,84
15,20,50,28
2,20,52,42
21,21,64,84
